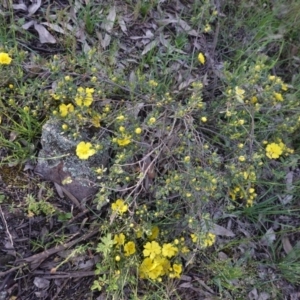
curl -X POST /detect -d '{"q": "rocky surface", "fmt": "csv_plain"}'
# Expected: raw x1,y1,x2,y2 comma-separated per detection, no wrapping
35,118,111,201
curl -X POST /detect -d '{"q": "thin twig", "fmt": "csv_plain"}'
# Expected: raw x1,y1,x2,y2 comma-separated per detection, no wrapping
33,270,96,279
0,205,14,248
12,228,99,270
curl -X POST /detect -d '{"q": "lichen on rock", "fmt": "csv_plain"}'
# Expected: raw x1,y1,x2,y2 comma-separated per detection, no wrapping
35,118,110,201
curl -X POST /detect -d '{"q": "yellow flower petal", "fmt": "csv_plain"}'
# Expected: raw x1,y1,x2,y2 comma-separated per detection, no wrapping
198,52,206,65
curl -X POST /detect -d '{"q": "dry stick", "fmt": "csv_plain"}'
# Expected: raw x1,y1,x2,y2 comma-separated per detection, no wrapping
17,228,98,264
0,228,99,277
33,271,96,279
0,205,14,249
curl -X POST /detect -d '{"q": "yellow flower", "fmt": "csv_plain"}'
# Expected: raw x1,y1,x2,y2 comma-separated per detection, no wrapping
143,241,161,259
136,228,143,238
274,92,283,102
149,80,158,87
116,135,131,146
104,105,110,112
116,115,125,121
203,233,216,247
169,263,182,278
59,103,74,117
115,255,121,261
238,156,245,162
198,52,206,65
148,226,159,240
83,94,93,107
139,258,163,280
124,241,136,256
235,86,245,103
269,75,276,81
148,117,156,125
135,127,142,134
190,233,197,243
181,246,190,254
62,124,68,130
86,87,94,94
76,141,96,160
155,256,171,276
204,24,211,33
201,116,207,122
184,156,190,163
9,84,13,89
0,52,12,65
51,93,60,100
246,199,254,207
75,87,94,106
162,243,178,258
91,114,101,127
114,233,125,247
266,142,284,159
251,96,258,104
111,199,128,214
173,263,182,277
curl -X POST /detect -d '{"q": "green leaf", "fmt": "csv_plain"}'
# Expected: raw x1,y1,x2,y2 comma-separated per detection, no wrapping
96,233,114,257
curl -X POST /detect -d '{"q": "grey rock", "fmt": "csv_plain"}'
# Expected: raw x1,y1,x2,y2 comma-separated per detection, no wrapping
35,118,110,201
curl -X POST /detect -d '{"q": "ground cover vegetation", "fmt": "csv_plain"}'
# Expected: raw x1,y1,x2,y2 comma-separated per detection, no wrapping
0,0,300,299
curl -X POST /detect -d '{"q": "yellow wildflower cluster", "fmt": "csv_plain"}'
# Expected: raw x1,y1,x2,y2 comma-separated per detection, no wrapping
111,124,132,146
228,168,258,207
0,52,12,65
109,221,188,282
229,185,257,207
268,75,288,92
59,103,74,117
115,134,131,146
111,199,128,215
75,87,95,107
113,233,136,260
139,240,182,280
203,233,216,247
149,80,158,87
265,140,293,159
190,232,216,248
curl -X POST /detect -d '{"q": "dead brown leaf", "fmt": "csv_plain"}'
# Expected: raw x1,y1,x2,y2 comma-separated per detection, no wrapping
33,22,56,44
12,3,27,11
28,0,42,17
118,16,127,35
282,236,293,254
102,6,116,33
211,223,235,237
142,39,158,55
33,277,50,289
